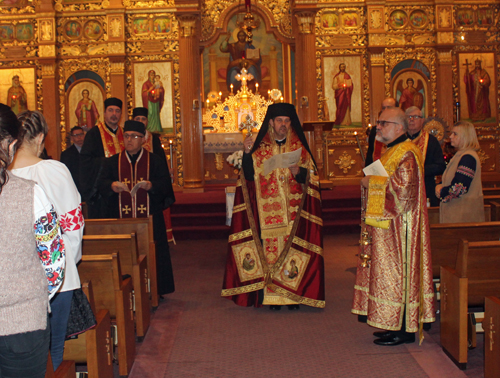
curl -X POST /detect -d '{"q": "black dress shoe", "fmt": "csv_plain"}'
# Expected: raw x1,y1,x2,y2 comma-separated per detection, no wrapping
358,315,367,323
269,305,282,311
373,330,393,338
287,304,300,310
373,334,415,346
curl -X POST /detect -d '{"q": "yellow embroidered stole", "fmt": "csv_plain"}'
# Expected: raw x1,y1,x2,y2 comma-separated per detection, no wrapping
411,131,429,163
97,121,125,158
143,131,154,153
365,140,423,229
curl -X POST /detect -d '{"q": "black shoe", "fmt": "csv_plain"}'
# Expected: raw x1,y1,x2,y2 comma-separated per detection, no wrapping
269,305,282,311
358,315,367,323
373,334,415,346
373,330,393,338
287,304,300,310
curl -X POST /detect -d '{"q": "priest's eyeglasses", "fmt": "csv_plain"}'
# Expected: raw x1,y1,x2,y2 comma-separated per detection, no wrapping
408,115,423,120
124,134,143,140
376,120,400,127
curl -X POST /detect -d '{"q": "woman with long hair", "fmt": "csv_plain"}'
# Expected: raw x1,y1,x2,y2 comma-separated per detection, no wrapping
435,121,484,223
10,110,83,370
0,103,65,377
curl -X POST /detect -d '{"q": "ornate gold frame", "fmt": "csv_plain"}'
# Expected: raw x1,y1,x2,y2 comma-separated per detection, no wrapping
385,48,437,117
58,58,111,150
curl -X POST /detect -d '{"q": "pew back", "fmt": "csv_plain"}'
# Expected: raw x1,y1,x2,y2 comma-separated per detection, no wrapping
77,254,135,376
430,221,500,278
456,240,500,307
82,234,139,276
84,218,158,307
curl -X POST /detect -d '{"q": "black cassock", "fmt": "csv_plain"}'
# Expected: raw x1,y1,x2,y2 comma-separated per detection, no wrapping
98,149,175,295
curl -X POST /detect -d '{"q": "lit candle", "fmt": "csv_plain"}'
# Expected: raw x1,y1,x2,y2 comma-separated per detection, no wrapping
218,91,222,100
255,83,259,92
268,89,271,99
230,84,234,94
169,140,173,171
280,96,283,102
354,131,357,136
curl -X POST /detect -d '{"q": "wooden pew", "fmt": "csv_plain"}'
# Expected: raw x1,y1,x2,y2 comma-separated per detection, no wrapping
84,218,159,307
430,221,500,279
440,239,500,369
83,233,151,339
63,281,113,378
45,353,75,378
484,296,500,378
78,254,136,376
483,187,500,196
427,204,492,225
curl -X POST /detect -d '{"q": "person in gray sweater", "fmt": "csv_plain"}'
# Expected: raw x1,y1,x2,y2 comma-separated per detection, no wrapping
0,103,65,377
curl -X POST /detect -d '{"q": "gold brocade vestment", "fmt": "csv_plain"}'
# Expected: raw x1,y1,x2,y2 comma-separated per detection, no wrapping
221,128,325,308
352,140,435,343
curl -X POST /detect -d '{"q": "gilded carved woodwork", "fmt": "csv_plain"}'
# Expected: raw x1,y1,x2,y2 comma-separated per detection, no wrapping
123,0,174,8
54,0,108,13
295,12,315,34
334,151,356,174
125,13,178,42
200,0,292,42
39,19,54,42
0,1,35,15
177,15,196,38
316,8,367,48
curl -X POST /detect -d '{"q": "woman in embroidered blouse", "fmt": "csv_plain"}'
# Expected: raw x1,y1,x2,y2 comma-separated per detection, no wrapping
0,103,65,377
10,110,83,371
435,121,485,223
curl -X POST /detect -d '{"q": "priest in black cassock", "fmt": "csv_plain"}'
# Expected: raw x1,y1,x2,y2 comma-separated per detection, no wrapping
80,97,125,218
98,120,175,295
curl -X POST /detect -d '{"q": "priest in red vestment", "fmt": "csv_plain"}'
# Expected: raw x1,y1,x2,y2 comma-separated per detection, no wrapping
221,103,325,310
98,120,175,295
352,107,435,346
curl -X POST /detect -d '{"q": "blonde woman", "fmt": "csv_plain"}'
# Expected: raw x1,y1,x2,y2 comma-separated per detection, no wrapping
435,121,484,223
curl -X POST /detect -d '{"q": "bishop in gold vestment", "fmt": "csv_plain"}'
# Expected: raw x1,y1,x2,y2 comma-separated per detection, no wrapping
222,103,325,309
352,107,435,346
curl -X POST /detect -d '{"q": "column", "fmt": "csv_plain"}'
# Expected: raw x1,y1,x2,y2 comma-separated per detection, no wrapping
436,50,454,126
40,61,61,159
294,11,318,122
178,14,204,190
368,50,385,125
110,59,127,103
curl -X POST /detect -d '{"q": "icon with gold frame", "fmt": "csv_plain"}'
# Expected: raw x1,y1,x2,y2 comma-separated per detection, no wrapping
388,10,408,29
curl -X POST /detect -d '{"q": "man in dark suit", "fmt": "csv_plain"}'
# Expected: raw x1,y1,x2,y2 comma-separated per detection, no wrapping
60,126,85,193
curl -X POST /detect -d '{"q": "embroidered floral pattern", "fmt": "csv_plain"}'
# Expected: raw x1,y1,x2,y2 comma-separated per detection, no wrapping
34,205,65,296
442,182,467,203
